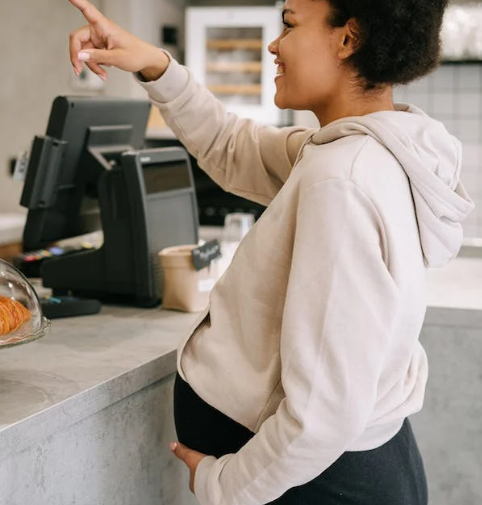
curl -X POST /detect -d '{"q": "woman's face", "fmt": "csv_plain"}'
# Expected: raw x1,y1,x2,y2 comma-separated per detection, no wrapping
268,0,349,113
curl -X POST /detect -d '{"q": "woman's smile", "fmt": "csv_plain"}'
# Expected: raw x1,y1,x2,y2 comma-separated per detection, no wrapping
275,59,285,78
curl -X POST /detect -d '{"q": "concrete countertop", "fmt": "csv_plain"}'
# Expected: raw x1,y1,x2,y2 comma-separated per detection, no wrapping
0,306,199,460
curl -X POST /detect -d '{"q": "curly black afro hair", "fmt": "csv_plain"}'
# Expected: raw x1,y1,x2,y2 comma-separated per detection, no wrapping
325,0,449,89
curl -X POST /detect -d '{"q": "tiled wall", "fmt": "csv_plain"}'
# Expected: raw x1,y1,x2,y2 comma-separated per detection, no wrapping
394,64,482,239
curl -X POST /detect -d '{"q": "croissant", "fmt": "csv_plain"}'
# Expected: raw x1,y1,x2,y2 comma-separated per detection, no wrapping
0,295,31,335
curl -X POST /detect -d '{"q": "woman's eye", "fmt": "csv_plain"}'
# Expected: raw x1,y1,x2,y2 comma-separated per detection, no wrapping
283,21,293,30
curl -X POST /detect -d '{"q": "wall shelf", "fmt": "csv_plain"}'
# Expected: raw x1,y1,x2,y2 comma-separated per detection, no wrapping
206,61,262,73
208,84,262,95
206,39,263,50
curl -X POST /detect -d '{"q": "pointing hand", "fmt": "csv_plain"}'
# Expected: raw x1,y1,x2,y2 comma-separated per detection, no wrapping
68,0,169,81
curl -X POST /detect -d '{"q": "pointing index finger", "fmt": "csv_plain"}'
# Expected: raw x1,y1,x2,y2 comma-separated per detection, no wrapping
68,0,105,26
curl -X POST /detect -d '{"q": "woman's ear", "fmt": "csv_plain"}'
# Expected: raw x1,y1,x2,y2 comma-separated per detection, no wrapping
338,18,360,59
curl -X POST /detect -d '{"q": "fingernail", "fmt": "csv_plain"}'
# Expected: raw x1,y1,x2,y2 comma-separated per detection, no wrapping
73,67,80,77
78,52,91,61
99,74,107,82
169,442,178,451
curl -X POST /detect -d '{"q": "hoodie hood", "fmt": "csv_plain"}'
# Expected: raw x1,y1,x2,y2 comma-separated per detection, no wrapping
310,104,475,268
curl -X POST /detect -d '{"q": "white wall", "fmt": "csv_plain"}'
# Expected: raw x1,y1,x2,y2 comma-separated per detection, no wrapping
0,0,100,215
130,0,187,98
102,0,187,99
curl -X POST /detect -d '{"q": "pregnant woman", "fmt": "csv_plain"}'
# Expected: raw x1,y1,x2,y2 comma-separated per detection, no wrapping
67,0,473,503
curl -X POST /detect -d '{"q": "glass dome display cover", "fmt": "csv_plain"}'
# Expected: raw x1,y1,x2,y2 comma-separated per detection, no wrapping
0,259,50,349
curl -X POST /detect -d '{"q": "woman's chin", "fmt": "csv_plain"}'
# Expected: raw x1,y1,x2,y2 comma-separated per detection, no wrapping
274,91,288,110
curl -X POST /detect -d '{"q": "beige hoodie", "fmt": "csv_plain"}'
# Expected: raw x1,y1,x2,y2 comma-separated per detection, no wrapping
137,57,474,505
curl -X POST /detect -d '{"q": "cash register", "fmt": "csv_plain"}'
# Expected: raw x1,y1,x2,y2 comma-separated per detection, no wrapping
18,96,199,316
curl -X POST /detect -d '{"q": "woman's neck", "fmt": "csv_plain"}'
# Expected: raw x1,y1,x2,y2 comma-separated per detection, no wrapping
314,84,395,127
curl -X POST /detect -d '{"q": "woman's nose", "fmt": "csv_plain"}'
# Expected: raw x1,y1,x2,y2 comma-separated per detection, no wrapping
268,36,280,56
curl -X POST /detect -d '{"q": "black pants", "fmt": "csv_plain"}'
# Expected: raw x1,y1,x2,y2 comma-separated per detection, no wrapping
174,373,428,505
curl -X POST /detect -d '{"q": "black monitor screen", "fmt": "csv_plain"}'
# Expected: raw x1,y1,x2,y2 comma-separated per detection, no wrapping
20,96,150,250
142,161,192,195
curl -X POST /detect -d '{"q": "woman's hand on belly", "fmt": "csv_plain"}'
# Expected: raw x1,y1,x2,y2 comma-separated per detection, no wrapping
170,441,207,493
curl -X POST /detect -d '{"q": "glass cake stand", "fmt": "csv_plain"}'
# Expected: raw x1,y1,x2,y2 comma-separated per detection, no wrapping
0,259,50,349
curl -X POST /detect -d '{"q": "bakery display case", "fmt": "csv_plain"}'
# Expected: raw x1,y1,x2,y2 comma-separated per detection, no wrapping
186,6,288,125
0,259,50,349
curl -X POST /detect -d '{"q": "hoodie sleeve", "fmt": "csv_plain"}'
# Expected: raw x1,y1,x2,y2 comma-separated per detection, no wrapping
193,178,401,505
136,57,313,206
